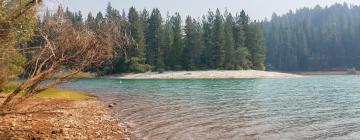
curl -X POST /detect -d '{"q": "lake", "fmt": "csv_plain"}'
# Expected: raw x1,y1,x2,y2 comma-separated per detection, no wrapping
61,75,360,140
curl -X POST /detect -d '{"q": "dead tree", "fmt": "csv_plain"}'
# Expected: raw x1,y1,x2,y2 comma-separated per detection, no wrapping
0,14,130,112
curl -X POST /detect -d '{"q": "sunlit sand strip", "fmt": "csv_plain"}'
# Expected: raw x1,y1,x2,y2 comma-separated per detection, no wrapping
116,70,302,79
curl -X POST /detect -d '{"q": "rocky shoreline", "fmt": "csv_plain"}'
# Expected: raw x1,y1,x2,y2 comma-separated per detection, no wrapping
0,96,130,139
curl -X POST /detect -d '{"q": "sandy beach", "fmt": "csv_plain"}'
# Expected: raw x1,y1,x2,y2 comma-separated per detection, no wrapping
115,70,302,79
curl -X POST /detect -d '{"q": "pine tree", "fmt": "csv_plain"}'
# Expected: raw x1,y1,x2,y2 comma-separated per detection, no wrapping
86,12,96,30
233,47,252,70
183,16,195,70
248,23,265,70
162,13,174,69
170,13,183,70
36,5,268,73
146,8,164,71
233,13,251,69
234,14,246,49
95,12,104,24
106,2,113,19
127,7,150,72
201,11,215,69
212,9,225,69
224,12,235,69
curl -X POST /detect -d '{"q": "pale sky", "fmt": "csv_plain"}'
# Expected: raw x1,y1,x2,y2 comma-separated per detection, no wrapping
43,0,360,20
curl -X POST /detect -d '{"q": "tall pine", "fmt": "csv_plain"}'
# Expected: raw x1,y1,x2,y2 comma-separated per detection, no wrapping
211,9,225,69
146,8,164,71
127,7,150,72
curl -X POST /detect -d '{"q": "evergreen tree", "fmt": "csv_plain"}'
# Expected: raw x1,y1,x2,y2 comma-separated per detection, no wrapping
233,47,252,70
224,12,235,69
211,9,225,69
201,11,215,69
95,12,104,24
184,17,204,70
183,16,195,70
127,7,150,72
162,13,174,69
146,8,164,71
86,12,96,30
247,23,265,70
170,13,183,70
234,14,246,49
262,3,359,71
36,6,267,73
106,2,113,19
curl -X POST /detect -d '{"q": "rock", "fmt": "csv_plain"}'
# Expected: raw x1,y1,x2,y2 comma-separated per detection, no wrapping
51,130,57,134
108,104,115,108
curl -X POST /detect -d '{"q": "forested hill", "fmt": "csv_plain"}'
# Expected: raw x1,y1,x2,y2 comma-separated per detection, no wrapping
262,3,360,71
39,3,265,74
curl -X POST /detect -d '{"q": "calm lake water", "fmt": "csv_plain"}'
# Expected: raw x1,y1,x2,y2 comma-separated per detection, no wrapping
61,75,360,140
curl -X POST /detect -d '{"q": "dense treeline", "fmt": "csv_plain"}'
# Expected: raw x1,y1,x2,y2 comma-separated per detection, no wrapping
42,3,265,74
262,3,360,71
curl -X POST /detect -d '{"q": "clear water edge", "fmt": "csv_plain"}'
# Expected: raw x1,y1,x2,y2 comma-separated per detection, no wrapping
60,75,360,140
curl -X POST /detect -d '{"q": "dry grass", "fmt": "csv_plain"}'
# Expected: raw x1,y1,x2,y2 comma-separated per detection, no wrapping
0,82,95,100
35,89,96,100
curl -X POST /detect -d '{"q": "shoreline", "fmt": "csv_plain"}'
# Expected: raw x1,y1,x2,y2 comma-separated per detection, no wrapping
0,92,129,139
111,70,302,80
290,70,358,75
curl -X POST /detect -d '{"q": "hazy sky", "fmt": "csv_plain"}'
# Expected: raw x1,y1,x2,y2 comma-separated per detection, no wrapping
44,0,360,20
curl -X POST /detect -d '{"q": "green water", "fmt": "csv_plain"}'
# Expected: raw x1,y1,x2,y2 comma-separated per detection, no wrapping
62,75,360,140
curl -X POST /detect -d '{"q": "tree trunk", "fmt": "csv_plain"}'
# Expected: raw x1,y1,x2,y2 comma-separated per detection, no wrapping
0,87,23,114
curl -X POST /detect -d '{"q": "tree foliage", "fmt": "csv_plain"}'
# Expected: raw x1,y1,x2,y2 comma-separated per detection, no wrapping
262,3,360,71
0,0,40,91
22,4,266,76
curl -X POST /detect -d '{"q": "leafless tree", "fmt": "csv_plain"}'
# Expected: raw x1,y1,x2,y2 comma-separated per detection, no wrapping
0,12,130,112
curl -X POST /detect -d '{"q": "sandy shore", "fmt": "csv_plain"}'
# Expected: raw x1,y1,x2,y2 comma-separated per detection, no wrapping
0,96,130,139
115,70,302,79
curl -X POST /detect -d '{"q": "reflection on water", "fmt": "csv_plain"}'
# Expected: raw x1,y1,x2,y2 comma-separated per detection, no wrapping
61,76,360,140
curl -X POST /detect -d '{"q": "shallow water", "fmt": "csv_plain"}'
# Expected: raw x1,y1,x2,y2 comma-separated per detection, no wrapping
61,75,360,140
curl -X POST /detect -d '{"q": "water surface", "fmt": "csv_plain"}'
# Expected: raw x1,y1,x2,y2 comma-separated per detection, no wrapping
61,76,360,140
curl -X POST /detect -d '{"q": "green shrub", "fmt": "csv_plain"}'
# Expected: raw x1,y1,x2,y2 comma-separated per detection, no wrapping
128,57,151,73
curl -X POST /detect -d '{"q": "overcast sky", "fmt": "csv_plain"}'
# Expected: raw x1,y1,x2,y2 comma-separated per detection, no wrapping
43,0,360,20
